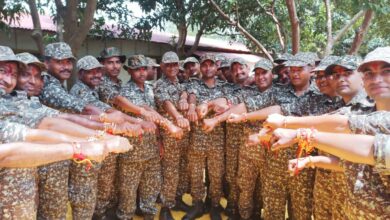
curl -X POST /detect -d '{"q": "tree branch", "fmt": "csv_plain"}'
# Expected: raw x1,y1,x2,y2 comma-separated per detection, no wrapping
208,0,273,61
324,0,333,56
348,10,374,55
27,0,44,56
285,0,300,54
333,10,365,43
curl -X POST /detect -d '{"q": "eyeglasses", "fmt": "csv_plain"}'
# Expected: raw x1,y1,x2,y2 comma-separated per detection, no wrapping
362,68,390,80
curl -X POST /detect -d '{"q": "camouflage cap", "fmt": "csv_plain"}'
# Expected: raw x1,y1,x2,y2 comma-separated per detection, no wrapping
179,60,185,72
183,57,199,65
161,51,179,64
0,46,27,71
358,46,390,72
284,52,319,67
77,55,104,72
312,55,340,72
98,47,126,63
146,57,160,67
200,53,216,63
16,52,46,72
44,42,75,60
254,58,273,71
230,57,247,67
218,59,230,69
123,54,148,71
274,53,294,64
325,55,362,75
215,54,227,62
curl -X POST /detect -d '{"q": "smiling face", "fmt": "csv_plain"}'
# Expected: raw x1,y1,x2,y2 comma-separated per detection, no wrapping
79,68,103,88
128,66,147,85
45,58,74,82
200,60,217,79
254,68,273,92
161,62,179,79
360,61,390,102
16,64,43,97
102,56,122,79
0,61,18,94
231,62,249,84
314,70,336,96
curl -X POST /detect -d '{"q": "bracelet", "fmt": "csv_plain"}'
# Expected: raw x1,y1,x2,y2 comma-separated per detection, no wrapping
99,113,108,122
71,142,93,171
296,128,317,158
72,142,82,155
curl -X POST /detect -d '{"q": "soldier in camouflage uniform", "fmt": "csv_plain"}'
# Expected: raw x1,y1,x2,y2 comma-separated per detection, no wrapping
236,58,274,220
218,59,232,83
154,51,192,220
182,57,200,82
116,55,162,220
310,55,342,220
68,55,112,219
273,53,293,86
182,53,232,220
38,42,87,220
146,57,160,82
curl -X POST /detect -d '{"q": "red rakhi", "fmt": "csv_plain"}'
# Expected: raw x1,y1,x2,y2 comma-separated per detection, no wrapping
73,153,93,171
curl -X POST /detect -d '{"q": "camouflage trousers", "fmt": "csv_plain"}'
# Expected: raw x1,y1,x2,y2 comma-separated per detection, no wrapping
94,153,119,218
330,171,347,220
263,148,315,220
116,156,161,220
313,169,333,220
225,123,246,214
237,146,265,219
0,168,37,220
68,160,101,220
37,160,70,220
160,131,190,208
188,125,225,206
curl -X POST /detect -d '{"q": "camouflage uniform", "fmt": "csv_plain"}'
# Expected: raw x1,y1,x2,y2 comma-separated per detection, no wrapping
116,55,161,219
0,89,59,220
154,51,188,209
234,58,274,219
186,60,230,207
37,42,85,220
310,55,343,220
95,47,126,218
262,53,337,220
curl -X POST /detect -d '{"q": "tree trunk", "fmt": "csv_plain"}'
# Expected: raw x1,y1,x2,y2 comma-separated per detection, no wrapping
324,0,333,56
176,22,187,57
27,0,44,56
285,0,300,54
208,0,273,61
348,10,374,55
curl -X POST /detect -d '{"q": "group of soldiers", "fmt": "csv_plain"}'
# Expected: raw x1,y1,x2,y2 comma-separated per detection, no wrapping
0,41,389,220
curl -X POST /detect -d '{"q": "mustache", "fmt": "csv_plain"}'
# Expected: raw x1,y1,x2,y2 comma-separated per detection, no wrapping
59,69,72,74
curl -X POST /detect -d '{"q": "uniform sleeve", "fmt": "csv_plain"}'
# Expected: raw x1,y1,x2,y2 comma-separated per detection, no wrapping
244,91,275,112
70,86,111,112
373,134,390,175
0,121,28,143
40,78,87,113
98,85,119,105
153,80,171,107
348,112,390,135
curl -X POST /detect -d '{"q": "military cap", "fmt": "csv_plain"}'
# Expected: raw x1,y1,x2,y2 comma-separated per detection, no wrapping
123,54,148,71
98,47,126,63
0,46,27,71
161,51,180,64
254,58,273,71
284,52,319,67
77,55,104,72
16,52,46,72
183,57,199,65
179,60,185,72
274,53,294,64
44,42,75,60
218,59,230,70
146,57,160,67
200,53,216,63
325,55,362,75
358,46,390,72
215,54,227,62
312,55,340,72
230,57,247,66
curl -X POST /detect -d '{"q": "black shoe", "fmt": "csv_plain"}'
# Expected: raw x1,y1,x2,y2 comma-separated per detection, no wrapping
203,197,212,212
209,206,222,220
172,197,191,212
224,201,238,217
227,214,240,220
144,214,155,220
159,207,174,220
182,201,204,220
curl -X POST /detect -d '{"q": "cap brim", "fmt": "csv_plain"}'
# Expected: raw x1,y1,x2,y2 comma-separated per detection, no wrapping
0,57,28,72
97,55,126,63
284,60,309,67
162,60,179,64
272,64,285,74
358,58,390,72
201,59,215,64
29,62,47,72
254,65,272,71
324,64,354,75
274,58,287,64
123,65,147,71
